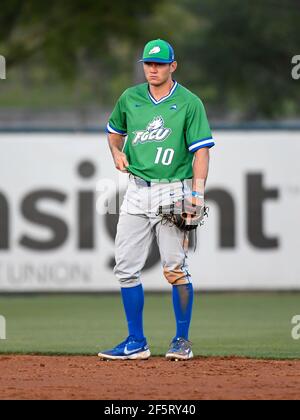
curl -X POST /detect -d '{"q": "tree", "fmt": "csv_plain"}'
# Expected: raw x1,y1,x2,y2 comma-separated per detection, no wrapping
1,0,299,118
0,0,161,76
175,0,300,118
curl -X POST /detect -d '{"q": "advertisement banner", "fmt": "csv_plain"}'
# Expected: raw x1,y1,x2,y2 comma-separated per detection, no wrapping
0,132,299,291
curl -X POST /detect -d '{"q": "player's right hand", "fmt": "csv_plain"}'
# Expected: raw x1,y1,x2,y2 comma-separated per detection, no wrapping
114,151,129,173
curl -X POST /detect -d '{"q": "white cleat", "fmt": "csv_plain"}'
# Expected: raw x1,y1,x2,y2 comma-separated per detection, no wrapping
165,338,194,361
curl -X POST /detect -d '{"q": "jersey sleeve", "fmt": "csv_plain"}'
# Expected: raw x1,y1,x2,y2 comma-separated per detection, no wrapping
185,98,215,153
106,91,127,136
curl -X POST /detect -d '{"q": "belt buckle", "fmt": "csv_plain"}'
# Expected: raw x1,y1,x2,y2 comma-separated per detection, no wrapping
135,176,151,187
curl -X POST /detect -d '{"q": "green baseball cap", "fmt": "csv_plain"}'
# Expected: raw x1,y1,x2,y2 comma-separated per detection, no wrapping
139,39,175,64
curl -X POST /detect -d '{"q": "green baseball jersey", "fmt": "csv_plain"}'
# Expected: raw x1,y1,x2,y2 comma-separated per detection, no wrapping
107,81,214,182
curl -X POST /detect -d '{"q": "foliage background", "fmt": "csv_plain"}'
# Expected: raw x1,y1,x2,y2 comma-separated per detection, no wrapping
0,0,299,122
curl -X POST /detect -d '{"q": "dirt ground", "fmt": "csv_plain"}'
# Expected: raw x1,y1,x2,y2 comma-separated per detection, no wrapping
0,356,299,400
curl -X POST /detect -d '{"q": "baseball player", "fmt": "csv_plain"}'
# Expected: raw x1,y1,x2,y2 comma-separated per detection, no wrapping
98,39,214,361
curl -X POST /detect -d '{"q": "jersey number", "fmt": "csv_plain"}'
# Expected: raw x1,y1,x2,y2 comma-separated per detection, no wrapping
155,148,174,166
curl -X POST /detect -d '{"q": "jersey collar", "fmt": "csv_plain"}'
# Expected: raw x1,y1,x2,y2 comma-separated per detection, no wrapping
148,80,178,105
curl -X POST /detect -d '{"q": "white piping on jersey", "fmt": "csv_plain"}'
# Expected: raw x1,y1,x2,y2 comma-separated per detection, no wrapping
188,138,214,152
148,81,178,105
107,123,127,136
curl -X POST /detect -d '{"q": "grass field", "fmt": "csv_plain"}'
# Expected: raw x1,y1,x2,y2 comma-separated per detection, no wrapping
0,293,299,359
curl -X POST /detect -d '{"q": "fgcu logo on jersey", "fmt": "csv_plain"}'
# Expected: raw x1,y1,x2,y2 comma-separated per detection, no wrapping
132,116,172,146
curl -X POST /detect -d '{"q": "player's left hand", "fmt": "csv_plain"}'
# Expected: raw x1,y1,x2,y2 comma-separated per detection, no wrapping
157,195,208,231
182,196,204,220
186,195,204,208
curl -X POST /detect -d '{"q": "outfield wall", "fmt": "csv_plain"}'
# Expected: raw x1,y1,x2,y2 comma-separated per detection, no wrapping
0,132,299,291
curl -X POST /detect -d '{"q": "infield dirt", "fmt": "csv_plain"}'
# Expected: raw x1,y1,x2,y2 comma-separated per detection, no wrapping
0,356,299,400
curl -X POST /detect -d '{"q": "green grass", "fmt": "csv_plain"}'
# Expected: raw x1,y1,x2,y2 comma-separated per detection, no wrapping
0,293,299,359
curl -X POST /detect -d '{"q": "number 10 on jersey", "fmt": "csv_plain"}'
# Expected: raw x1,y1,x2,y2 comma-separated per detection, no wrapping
155,148,175,166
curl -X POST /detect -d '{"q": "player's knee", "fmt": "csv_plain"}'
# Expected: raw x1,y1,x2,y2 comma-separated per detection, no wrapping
163,265,190,286
113,262,141,287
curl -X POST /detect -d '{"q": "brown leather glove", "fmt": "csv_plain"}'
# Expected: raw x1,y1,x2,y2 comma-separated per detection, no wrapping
157,198,208,231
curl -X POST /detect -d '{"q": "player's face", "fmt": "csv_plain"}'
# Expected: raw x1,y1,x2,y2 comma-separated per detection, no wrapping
143,62,177,86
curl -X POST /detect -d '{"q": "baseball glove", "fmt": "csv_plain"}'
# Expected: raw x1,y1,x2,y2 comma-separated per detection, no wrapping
156,198,208,231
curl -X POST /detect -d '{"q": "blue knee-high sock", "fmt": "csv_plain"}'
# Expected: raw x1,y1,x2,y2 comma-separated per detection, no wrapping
172,283,194,340
121,284,145,341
